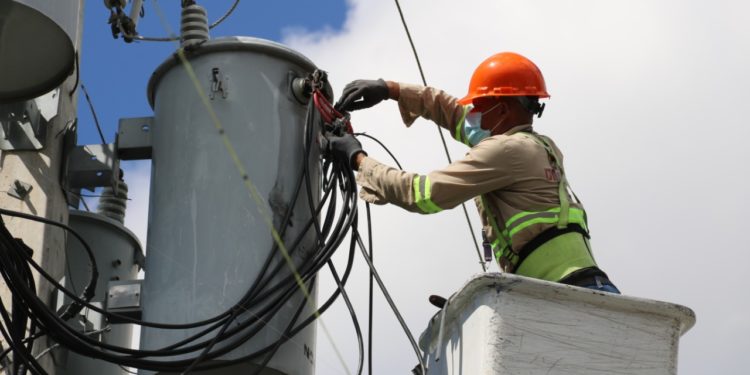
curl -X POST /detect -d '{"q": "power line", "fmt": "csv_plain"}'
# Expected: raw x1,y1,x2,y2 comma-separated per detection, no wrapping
119,0,241,42
209,0,241,29
80,84,107,144
392,0,487,272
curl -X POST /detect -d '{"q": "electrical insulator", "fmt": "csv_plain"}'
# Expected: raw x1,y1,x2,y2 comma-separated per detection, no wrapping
181,4,209,47
97,179,129,224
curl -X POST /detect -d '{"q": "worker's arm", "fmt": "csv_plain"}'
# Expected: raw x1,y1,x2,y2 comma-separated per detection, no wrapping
353,135,521,214
392,82,473,146
335,79,472,146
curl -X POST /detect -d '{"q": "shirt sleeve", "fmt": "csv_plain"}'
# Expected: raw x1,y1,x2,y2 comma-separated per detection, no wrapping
356,135,522,214
396,83,473,146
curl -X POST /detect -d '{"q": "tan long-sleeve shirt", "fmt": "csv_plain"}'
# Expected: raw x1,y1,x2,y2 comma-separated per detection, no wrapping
355,83,583,271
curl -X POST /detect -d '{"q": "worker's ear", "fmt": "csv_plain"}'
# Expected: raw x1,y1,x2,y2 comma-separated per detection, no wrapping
492,101,511,120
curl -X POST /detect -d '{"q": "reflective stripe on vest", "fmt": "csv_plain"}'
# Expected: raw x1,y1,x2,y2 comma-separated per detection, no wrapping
484,204,588,269
505,207,588,239
413,175,442,214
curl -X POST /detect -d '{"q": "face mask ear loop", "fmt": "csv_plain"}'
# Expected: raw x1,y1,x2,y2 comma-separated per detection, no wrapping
486,102,509,135
481,100,503,116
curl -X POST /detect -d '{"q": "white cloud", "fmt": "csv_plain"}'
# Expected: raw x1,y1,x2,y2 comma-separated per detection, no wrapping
281,0,750,374
122,160,152,248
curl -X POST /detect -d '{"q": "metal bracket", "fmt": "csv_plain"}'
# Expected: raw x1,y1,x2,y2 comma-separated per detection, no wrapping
7,180,33,200
65,143,119,191
106,280,143,323
0,100,46,150
0,89,60,151
116,117,153,160
209,67,229,100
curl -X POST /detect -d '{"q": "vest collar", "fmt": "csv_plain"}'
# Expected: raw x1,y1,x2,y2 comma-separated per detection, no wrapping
503,124,533,136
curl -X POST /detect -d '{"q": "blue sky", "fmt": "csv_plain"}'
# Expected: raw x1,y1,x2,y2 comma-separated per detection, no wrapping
77,0,347,145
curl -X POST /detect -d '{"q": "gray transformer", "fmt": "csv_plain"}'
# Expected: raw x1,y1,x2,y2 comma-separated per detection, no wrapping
141,37,321,375
0,0,83,101
62,211,144,375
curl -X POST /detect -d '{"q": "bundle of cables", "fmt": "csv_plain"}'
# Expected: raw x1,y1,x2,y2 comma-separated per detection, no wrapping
0,71,425,375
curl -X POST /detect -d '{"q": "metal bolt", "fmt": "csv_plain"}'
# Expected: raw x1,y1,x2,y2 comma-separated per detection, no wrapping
7,180,33,200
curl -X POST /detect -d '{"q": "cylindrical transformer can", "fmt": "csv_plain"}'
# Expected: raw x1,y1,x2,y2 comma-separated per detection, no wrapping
61,210,144,375
142,37,321,375
0,0,83,101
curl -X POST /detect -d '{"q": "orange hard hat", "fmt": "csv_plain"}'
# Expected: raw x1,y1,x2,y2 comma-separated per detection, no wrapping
458,52,549,105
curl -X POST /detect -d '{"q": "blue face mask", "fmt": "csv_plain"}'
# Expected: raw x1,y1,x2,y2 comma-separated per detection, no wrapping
463,102,503,146
463,112,491,146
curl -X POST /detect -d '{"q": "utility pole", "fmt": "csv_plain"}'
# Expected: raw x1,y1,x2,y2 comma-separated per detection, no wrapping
0,1,85,372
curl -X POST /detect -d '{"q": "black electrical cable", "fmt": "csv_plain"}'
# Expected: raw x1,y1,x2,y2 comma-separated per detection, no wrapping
0,160,330,372
0,239,47,375
354,132,404,375
354,229,426,375
366,203,374,375
248,289,309,375
328,261,365,375
0,332,45,364
0,209,98,321
69,52,80,97
153,92,368,374
392,0,486,272
0,75,371,374
354,133,403,170
80,84,107,144
209,0,241,29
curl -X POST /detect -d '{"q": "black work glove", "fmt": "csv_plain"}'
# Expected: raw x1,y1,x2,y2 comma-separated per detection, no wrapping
326,133,366,169
334,79,389,112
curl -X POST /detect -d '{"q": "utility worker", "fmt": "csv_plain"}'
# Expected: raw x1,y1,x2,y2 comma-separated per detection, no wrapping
329,52,619,293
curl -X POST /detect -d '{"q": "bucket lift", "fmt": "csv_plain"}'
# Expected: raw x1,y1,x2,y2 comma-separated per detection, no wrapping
419,274,695,375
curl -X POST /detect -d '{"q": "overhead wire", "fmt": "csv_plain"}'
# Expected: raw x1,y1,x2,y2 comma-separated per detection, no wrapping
119,0,241,42
209,0,241,29
80,84,107,144
354,232,426,374
354,132,406,375
366,203,374,375
392,0,487,272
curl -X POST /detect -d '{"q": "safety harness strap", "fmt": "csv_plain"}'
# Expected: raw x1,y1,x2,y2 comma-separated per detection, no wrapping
524,133,571,229
480,132,593,278
480,195,517,266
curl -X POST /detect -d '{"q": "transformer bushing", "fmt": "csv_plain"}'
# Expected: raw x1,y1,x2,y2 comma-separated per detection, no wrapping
142,37,321,375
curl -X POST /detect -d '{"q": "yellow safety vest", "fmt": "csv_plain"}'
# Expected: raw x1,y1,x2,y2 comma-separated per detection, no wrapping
482,133,597,282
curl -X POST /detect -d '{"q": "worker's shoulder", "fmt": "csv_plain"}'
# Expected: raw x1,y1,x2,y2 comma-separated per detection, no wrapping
479,132,542,153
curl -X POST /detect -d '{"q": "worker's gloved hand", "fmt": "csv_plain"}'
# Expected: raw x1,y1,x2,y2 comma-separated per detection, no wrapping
334,79,389,112
326,133,366,169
